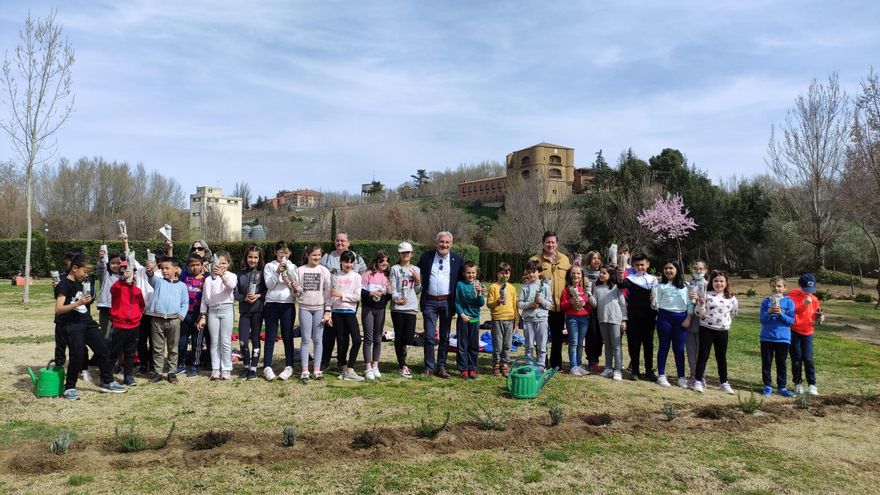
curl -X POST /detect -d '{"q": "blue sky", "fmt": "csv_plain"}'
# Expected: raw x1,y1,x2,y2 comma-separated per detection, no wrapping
1,1,878,200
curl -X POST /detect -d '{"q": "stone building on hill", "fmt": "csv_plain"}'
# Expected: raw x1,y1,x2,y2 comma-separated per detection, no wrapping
266,189,322,210
457,142,594,204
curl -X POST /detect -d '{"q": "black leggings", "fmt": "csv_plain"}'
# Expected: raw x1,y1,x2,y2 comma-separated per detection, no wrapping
238,312,263,368
391,311,416,368
333,312,361,368
694,326,729,383
109,326,139,375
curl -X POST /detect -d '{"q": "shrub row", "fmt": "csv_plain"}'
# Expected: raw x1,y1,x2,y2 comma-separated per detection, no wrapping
1,239,480,277
815,270,863,287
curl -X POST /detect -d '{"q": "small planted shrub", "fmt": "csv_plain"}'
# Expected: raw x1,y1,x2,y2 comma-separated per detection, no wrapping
854,293,873,303
282,425,297,447
815,289,832,301
663,403,677,422
411,409,451,439
548,405,564,426
468,404,507,431
49,428,72,455
114,419,176,453
115,419,147,453
795,391,812,409
738,388,764,414
351,429,383,449
746,288,757,298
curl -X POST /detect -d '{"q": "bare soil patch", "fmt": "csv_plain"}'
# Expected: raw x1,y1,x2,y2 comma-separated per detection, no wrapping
5,394,876,476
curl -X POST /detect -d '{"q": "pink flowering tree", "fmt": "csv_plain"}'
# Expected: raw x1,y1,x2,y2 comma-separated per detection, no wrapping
637,194,697,261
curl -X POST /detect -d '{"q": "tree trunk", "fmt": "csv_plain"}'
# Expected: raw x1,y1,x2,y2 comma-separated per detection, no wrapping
813,242,825,272
23,170,32,304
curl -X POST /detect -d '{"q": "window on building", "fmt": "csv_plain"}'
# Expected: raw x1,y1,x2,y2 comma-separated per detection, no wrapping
479,184,485,191
522,170,530,179
521,156,530,166
549,155,562,165
549,168,562,179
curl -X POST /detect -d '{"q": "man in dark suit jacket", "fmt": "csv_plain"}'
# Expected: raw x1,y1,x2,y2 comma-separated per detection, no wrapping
416,231,463,378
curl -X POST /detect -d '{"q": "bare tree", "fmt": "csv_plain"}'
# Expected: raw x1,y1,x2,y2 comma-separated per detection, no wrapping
232,181,252,209
767,73,850,270
843,68,880,270
1,11,74,302
420,199,475,244
490,176,581,254
201,205,230,242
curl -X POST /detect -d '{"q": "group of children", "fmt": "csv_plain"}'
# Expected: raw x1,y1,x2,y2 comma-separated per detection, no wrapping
52,237,825,401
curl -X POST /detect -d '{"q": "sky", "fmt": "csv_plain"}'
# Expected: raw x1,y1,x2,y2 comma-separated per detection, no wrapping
1,0,878,201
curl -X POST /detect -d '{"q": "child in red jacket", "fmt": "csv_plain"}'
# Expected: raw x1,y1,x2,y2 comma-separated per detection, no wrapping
108,261,145,386
788,273,824,396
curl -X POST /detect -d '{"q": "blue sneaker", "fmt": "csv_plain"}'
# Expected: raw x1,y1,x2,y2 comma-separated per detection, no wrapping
187,366,199,378
62,388,80,400
778,387,795,398
762,385,773,397
99,381,128,393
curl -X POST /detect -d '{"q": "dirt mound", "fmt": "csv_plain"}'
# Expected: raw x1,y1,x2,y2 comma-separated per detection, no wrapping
5,399,879,475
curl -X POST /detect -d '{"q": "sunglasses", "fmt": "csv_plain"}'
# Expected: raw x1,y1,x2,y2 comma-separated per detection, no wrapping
193,246,205,251
438,258,444,270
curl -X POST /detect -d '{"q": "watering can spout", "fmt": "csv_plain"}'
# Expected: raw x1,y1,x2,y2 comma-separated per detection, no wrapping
27,367,37,386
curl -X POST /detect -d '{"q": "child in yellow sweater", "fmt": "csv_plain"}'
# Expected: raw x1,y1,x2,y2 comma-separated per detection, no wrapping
487,262,518,377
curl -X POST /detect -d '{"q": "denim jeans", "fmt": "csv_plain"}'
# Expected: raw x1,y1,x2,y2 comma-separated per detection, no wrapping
566,315,588,368
263,302,295,368
422,299,451,371
790,332,816,386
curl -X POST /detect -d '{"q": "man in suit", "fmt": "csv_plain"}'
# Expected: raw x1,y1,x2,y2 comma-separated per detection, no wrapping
417,231,463,379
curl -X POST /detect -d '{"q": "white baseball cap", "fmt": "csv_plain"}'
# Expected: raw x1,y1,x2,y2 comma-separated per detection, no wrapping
397,241,413,253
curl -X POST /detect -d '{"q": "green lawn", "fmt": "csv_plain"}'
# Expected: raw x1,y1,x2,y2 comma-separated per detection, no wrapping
1,281,879,494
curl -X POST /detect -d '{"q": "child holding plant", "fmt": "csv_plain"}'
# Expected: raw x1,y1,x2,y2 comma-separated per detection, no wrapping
560,264,595,376
234,245,267,381
330,250,364,381
592,265,627,381
361,251,392,380
455,261,486,379
693,270,738,394
197,250,237,381
486,262,517,377
295,244,332,382
518,260,553,371
759,276,796,397
390,242,421,378
788,273,824,396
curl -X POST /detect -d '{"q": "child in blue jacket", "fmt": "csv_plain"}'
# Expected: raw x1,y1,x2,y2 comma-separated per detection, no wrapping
759,276,796,397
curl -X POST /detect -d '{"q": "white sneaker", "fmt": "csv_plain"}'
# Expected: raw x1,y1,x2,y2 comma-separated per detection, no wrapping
693,381,704,393
600,368,614,378
299,371,310,382
677,377,689,388
342,369,365,382
263,367,276,381
720,382,735,395
612,371,623,381
657,375,671,387
570,366,583,377
808,384,819,396
313,371,324,381
795,384,804,395
399,367,412,379
80,370,93,383
365,369,376,380
373,369,382,379
278,366,293,381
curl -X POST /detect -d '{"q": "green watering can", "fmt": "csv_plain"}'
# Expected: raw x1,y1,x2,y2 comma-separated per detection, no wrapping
506,358,558,399
27,360,65,398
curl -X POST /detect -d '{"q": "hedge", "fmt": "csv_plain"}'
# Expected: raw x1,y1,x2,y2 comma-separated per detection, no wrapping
0,239,480,277
479,251,533,281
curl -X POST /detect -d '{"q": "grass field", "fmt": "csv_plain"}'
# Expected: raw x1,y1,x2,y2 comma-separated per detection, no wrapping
1,280,879,494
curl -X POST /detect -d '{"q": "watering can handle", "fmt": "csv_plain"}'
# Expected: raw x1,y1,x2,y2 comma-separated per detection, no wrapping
46,359,56,369
28,367,37,385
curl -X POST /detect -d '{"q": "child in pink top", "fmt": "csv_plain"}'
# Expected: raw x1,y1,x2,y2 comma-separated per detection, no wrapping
361,251,392,380
294,244,332,381
330,251,364,381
